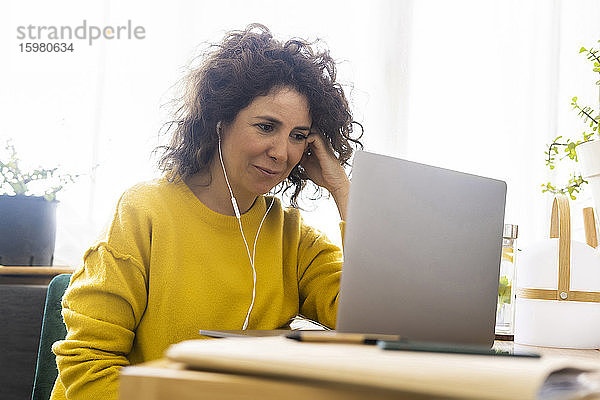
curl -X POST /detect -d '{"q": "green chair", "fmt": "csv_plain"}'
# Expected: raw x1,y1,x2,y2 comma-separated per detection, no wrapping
31,274,71,400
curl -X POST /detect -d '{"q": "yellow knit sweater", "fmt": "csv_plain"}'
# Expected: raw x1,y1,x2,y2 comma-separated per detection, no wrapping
50,177,343,399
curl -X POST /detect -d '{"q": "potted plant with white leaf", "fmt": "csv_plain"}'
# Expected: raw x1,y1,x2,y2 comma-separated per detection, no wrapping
0,140,76,266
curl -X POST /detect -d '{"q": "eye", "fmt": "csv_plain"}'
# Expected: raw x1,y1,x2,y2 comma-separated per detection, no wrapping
291,132,308,142
256,123,274,133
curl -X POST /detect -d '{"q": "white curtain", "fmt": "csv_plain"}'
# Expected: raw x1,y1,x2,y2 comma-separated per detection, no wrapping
1,0,599,266
403,0,600,249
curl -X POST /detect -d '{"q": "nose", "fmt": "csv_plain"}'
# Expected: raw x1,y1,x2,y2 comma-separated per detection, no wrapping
266,134,288,162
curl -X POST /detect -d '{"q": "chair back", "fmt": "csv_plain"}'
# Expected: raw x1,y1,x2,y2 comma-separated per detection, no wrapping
31,274,71,400
0,283,47,400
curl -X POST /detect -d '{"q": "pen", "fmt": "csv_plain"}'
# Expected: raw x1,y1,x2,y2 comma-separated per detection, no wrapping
285,331,403,345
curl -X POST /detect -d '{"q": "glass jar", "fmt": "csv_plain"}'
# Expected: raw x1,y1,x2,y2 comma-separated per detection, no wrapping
495,224,518,338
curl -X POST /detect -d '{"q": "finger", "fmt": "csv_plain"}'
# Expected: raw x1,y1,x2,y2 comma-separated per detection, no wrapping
306,133,334,158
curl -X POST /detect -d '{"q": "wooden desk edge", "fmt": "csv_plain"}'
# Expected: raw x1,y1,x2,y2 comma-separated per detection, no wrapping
0,266,75,276
119,359,444,400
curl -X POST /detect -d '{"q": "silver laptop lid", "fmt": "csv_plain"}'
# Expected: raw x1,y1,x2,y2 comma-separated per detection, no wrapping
337,151,506,346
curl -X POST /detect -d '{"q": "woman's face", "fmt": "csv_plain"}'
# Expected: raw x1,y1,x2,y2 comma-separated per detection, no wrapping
219,87,311,199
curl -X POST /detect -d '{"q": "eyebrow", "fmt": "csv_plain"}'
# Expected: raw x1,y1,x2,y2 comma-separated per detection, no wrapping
254,115,311,131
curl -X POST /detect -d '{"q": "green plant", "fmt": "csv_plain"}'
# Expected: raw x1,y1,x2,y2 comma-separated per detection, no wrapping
542,41,600,200
0,140,77,201
498,275,512,306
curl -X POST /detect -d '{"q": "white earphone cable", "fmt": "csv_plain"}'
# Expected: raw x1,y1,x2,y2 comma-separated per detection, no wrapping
218,135,241,218
242,196,274,330
218,123,274,330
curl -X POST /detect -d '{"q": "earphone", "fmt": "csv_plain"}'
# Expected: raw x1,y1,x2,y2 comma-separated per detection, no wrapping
217,121,275,330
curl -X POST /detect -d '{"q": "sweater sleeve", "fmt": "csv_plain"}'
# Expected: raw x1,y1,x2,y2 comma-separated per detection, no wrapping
296,220,344,329
51,191,150,400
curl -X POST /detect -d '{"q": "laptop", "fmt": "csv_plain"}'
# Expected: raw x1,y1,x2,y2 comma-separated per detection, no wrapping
201,150,506,347
336,150,506,346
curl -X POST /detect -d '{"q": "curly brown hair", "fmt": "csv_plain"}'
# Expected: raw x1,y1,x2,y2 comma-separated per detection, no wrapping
156,23,363,207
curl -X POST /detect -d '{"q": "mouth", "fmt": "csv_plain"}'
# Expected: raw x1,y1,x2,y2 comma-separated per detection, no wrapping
254,165,281,177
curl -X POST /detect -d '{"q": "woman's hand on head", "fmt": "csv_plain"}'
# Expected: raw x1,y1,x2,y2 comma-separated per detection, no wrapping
300,132,350,219
301,132,349,194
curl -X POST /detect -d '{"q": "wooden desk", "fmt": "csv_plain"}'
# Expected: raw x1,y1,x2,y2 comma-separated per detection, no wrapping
0,265,74,285
120,358,450,400
119,340,600,400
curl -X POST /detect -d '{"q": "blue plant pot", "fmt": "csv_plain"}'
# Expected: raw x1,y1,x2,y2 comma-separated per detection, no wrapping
0,195,58,266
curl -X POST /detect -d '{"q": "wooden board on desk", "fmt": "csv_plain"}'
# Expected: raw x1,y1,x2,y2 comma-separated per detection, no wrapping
120,359,453,400
164,337,600,400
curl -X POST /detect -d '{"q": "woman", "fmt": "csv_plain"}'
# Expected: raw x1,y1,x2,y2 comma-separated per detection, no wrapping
51,24,362,399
